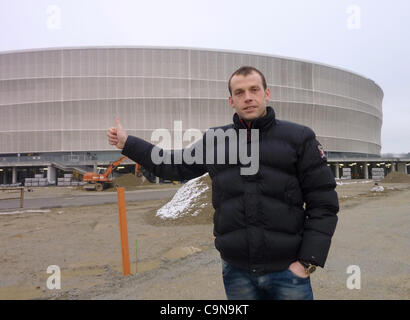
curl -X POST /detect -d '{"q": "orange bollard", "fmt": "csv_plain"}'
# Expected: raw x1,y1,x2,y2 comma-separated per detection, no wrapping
116,187,131,276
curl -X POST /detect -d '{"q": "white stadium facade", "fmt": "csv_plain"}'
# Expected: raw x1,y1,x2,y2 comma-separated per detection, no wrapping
0,47,408,185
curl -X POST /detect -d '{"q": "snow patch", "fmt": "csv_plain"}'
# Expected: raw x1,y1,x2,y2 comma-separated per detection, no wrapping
0,209,51,216
370,186,384,192
156,173,209,220
336,180,373,185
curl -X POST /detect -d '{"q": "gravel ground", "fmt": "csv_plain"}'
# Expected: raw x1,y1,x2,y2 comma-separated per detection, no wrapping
0,181,409,300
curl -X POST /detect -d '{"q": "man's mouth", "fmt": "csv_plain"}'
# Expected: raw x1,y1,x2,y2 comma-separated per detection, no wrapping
243,106,256,112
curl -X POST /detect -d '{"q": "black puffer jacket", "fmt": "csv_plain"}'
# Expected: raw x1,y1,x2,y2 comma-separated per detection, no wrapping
121,107,339,275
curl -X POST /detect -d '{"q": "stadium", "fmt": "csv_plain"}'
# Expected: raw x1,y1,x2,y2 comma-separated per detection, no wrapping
1,46,405,185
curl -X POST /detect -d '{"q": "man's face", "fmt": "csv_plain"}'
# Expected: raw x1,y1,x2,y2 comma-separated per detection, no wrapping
229,72,271,121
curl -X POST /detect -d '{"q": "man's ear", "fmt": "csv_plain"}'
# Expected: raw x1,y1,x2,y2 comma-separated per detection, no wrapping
264,88,271,101
228,96,235,109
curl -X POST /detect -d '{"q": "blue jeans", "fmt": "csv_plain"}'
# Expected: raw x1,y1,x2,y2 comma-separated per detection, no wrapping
222,260,314,300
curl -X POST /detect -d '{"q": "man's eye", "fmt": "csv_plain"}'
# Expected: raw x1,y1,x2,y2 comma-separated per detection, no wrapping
235,91,243,95
252,87,259,91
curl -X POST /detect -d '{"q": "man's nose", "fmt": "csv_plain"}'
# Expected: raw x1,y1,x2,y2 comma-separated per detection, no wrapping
244,91,252,102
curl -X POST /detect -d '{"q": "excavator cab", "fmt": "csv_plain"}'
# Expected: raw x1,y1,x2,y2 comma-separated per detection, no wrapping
96,167,106,175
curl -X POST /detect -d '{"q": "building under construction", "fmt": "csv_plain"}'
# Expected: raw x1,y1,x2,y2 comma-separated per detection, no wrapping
0,46,408,185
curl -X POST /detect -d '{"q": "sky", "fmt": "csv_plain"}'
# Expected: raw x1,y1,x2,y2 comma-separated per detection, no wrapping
1,0,409,154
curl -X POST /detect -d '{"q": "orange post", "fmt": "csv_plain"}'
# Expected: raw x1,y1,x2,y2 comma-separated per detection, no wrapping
116,187,131,276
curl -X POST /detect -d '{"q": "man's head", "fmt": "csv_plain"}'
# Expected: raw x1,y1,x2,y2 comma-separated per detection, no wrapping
228,66,271,121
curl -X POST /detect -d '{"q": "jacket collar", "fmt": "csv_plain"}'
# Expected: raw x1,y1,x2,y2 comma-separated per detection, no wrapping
233,106,276,131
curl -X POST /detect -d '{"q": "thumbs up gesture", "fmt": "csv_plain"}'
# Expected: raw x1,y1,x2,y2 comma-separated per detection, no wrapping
107,117,128,150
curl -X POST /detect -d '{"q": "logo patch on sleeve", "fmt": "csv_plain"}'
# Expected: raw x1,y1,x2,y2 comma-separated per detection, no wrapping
317,144,326,159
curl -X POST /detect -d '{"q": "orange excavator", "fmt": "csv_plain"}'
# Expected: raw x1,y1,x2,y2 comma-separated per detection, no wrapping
83,156,129,191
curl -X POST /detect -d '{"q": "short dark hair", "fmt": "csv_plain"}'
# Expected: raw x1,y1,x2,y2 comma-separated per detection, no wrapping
228,66,267,96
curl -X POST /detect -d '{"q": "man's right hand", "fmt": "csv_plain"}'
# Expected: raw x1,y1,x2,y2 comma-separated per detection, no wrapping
107,117,128,150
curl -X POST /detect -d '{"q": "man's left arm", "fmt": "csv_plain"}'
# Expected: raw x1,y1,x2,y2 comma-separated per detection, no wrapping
296,127,339,268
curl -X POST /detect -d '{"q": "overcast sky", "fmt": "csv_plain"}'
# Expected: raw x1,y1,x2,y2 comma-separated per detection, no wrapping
1,0,409,154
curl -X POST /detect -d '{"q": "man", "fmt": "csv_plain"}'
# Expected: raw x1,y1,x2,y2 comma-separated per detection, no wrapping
107,66,339,300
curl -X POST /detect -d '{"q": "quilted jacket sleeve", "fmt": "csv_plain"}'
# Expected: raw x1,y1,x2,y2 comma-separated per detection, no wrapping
121,135,207,181
296,127,339,268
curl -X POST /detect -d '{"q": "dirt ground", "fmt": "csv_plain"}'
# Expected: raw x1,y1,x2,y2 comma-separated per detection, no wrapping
0,180,409,300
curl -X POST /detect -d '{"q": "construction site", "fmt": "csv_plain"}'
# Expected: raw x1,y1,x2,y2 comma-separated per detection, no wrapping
0,171,409,300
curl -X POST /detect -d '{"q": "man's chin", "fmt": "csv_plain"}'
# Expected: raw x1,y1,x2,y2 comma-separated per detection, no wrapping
242,116,258,121
240,113,260,121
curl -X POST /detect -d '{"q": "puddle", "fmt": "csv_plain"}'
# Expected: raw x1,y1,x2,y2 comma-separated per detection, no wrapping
112,259,161,274
0,286,43,300
35,265,106,283
162,246,202,261
115,246,203,275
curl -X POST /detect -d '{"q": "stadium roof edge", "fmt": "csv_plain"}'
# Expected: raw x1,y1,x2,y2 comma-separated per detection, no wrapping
0,45,383,94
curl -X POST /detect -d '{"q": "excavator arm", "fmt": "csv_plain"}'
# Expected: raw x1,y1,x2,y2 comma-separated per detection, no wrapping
103,156,128,179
